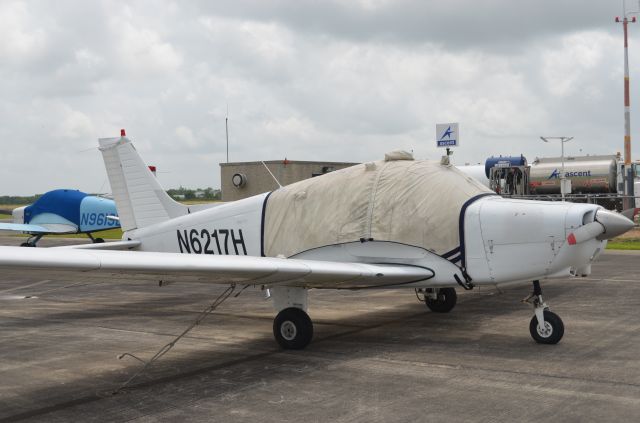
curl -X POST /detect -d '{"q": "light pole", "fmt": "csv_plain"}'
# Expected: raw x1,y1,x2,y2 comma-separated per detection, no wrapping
541,136,574,201
616,0,638,208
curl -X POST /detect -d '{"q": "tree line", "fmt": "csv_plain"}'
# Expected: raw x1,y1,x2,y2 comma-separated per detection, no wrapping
0,187,221,205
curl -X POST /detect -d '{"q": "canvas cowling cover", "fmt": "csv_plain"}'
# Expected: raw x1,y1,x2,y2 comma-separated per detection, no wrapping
263,158,492,258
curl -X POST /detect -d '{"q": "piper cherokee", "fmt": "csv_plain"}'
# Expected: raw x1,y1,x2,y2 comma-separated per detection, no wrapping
0,189,119,246
0,131,634,349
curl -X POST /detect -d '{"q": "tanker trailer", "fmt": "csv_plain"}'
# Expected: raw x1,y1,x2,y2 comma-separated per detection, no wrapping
529,155,617,195
485,155,529,195
458,155,527,191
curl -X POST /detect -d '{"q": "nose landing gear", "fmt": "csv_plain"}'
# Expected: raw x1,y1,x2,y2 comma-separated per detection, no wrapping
523,280,564,344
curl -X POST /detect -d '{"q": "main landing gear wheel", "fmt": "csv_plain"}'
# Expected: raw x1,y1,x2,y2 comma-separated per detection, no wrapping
20,234,42,247
87,233,104,243
529,310,564,344
425,287,457,313
524,280,564,345
273,307,313,350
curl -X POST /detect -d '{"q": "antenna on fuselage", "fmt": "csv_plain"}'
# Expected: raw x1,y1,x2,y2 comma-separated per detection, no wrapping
261,161,283,188
225,103,229,163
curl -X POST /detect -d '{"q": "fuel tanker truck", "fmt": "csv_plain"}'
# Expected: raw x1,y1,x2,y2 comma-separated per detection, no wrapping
463,154,640,212
528,155,621,195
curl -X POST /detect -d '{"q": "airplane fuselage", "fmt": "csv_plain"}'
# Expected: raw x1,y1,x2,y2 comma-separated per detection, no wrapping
129,194,266,257
123,190,610,289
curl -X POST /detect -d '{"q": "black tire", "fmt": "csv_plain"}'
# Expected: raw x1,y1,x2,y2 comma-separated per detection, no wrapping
93,238,105,244
529,310,564,344
20,242,35,247
425,288,457,313
273,307,313,350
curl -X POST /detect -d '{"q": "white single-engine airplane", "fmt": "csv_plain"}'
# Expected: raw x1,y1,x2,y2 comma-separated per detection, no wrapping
0,132,634,349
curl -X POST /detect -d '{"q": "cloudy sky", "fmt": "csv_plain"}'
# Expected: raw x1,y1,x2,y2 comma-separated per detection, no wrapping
0,0,638,195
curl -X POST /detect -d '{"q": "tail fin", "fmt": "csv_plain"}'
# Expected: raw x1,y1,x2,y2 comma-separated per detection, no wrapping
98,132,187,232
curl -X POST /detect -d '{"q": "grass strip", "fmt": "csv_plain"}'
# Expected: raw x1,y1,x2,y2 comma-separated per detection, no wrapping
606,239,640,250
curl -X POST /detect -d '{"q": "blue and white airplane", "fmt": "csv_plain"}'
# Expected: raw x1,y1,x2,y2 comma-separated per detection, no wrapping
0,189,119,246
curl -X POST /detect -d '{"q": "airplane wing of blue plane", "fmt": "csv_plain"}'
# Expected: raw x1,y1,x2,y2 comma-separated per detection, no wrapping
0,223,53,233
0,189,120,247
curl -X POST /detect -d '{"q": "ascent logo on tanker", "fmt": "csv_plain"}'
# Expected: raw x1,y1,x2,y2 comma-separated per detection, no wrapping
548,169,592,179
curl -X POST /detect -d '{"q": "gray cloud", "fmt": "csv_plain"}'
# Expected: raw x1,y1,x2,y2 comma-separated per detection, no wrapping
197,0,618,50
0,0,638,195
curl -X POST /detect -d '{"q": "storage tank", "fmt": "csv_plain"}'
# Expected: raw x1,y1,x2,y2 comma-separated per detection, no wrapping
484,155,527,178
529,155,617,194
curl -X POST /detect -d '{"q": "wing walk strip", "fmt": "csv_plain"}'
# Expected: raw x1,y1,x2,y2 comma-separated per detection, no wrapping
0,246,433,288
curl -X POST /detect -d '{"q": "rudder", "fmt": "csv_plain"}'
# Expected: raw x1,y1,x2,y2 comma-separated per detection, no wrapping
99,131,187,232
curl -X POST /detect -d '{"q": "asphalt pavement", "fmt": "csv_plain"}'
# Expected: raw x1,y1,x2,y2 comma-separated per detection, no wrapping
0,235,639,422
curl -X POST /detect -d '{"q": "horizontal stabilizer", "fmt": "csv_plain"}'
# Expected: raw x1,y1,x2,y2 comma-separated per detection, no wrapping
0,246,434,289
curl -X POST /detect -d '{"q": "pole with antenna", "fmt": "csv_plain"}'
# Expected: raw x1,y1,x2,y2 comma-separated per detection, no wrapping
225,103,229,163
616,0,638,208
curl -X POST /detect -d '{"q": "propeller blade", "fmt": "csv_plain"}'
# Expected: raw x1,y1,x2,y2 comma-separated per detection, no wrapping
567,209,634,245
567,222,604,245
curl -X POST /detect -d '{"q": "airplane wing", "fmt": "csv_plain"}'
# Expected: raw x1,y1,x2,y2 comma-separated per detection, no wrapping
0,223,71,234
0,246,434,289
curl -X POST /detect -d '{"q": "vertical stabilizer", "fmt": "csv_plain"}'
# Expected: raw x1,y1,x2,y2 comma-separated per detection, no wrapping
99,133,187,231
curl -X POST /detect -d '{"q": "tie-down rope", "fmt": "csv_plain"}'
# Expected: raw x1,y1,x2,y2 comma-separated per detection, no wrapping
112,283,249,394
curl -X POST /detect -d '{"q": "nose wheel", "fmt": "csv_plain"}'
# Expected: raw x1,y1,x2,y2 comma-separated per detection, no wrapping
529,310,564,344
524,281,564,344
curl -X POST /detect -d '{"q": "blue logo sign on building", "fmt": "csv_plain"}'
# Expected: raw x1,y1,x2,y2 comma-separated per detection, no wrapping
436,123,459,148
